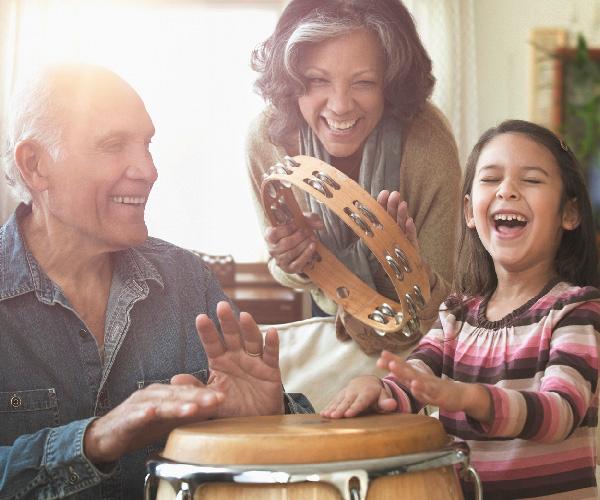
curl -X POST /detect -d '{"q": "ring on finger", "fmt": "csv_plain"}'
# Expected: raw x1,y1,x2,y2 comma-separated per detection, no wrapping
245,349,262,357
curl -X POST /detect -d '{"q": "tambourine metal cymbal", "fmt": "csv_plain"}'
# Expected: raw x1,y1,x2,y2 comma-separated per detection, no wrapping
260,155,430,337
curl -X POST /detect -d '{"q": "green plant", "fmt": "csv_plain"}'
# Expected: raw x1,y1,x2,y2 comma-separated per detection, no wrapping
561,34,600,169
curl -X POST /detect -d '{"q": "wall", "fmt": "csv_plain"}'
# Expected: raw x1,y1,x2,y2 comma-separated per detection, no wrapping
474,0,600,139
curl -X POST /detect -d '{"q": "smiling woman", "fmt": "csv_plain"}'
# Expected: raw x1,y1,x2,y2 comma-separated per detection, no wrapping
246,0,462,354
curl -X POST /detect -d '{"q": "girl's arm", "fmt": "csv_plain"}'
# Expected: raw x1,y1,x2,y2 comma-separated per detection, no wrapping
482,304,599,443
379,351,493,423
380,299,600,442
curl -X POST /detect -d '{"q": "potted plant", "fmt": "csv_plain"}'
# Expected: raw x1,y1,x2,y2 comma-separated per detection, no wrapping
559,34,600,229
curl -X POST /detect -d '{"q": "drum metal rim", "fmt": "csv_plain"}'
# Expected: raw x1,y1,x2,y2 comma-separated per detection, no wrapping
145,444,482,500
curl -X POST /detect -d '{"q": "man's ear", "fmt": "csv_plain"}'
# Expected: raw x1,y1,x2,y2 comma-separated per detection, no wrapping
14,140,50,193
464,194,476,229
561,198,580,231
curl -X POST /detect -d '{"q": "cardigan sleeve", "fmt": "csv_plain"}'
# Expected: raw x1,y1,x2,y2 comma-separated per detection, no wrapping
244,110,317,293
397,103,461,332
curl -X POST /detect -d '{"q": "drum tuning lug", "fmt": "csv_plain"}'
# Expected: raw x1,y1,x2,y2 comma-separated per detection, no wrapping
385,253,404,280
313,171,341,190
175,482,192,500
283,156,301,168
353,201,382,228
303,178,333,198
394,247,412,273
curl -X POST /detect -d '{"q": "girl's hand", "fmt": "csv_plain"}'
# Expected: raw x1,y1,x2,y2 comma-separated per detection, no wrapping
377,351,492,423
264,213,324,274
320,375,398,419
377,190,436,287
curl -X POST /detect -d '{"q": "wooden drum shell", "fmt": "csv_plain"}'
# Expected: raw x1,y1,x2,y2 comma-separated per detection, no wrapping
150,414,465,500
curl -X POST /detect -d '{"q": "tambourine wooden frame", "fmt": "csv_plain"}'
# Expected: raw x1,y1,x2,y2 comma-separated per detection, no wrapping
260,155,430,335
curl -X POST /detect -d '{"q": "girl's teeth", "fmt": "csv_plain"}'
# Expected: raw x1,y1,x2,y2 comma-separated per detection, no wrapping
494,214,526,222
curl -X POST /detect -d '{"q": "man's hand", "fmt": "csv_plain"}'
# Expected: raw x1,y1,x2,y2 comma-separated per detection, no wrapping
184,301,285,418
320,375,397,419
84,383,223,464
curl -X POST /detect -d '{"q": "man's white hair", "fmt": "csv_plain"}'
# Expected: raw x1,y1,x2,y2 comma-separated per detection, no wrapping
3,63,121,203
3,67,68,203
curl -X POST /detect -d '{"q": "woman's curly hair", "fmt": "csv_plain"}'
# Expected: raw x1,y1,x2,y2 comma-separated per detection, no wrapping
251,0,435,146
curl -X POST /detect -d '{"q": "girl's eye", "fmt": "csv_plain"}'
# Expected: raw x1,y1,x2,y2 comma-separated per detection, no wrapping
523,178,542,184
480,177,500,183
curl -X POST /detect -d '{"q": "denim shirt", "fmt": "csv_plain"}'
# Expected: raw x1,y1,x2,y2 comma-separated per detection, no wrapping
0,204,312,500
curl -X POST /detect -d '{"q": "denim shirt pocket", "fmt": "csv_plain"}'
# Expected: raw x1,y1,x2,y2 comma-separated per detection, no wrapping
136,369,208,456
0,388,59,445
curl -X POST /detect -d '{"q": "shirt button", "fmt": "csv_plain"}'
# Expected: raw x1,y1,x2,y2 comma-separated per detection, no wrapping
68,467,79,484
10,395,22,408
79,329,87,339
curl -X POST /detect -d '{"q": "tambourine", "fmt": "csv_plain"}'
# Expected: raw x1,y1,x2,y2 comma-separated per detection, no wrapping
260,155,430,337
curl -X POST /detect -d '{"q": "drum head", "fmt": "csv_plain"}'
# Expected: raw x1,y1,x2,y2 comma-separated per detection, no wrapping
160,413,449,465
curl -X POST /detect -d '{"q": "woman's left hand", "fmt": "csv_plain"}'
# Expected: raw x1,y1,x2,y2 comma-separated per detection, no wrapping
377,190,420,250
377,190,435,286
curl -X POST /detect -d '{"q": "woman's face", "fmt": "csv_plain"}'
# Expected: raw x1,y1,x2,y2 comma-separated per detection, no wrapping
297,29,385,160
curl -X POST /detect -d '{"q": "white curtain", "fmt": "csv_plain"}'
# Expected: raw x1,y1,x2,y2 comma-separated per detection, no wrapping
0,1,19,223
0,0,477,248
0,0,279,262
405,0,478,165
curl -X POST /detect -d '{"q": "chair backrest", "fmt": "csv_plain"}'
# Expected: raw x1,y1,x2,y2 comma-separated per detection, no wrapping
190,250,236,287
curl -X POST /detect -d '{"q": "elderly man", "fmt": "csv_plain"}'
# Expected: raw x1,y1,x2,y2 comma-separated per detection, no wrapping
0,64,310,499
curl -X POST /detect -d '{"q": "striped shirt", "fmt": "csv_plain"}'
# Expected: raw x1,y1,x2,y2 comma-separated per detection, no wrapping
383,280,600,499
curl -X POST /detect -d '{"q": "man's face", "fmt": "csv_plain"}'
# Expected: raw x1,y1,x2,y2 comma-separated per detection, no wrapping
41,77,157,252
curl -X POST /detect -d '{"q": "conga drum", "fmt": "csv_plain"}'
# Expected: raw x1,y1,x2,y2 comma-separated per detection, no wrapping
145,414,481,500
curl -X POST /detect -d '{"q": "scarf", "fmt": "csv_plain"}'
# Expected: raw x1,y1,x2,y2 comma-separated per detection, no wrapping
299,114,403,292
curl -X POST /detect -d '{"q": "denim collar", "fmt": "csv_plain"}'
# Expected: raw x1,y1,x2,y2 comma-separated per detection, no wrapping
0,203,163,303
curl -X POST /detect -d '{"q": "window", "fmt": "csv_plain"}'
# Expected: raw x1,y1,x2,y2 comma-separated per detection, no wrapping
2,0,280,261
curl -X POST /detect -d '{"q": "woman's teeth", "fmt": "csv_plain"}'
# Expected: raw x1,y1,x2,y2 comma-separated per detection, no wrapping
325,118,357,131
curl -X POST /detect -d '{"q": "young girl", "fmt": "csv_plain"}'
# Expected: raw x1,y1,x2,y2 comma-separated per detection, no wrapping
322,120,600,499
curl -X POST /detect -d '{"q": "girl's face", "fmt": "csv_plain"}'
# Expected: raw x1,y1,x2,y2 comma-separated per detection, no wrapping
464,133,579,277
297,29,385,162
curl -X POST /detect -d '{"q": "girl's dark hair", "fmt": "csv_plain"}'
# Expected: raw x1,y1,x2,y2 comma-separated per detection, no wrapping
452,119,599,304
251,0,435,146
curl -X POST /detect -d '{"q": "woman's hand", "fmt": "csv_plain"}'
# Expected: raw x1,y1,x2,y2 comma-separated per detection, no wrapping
264,213,324,274
377,190,435,287
320,375,398,419
377,351,492,423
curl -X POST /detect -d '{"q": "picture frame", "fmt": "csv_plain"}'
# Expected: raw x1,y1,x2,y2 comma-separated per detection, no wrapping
529,27,568,132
